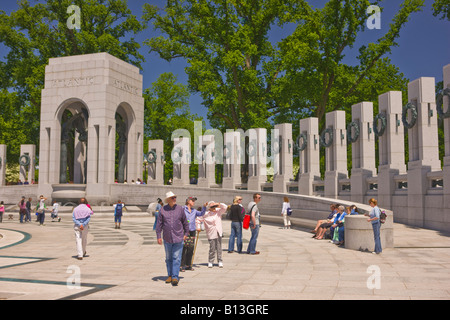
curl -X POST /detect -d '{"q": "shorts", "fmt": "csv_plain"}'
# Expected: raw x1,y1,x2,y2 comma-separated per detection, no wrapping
320,222,332,229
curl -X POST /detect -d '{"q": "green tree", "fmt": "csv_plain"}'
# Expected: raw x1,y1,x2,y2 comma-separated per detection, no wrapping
432,0,450,20
0,0,146,162
143,0,423,131
143,72,202,182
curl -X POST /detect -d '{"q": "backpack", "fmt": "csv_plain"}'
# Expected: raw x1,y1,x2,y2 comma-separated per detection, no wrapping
243,204,256,230
115,203,123,216
287,207,292,216
380,210,386,224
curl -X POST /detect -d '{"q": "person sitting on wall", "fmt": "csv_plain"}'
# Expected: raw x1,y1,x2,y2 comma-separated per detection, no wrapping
311,204,338,238
333,205,359,246
314,205,343,240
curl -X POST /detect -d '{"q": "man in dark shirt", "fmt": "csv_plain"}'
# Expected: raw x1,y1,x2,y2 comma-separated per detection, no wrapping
25,197,32,222
156,191,189,286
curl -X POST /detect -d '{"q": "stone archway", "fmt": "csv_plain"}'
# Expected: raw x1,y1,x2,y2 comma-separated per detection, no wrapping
59,101,89,184
38,53,144,204
114,102,136,184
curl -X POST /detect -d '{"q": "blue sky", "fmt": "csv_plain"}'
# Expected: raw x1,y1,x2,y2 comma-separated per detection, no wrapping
1,0,449,128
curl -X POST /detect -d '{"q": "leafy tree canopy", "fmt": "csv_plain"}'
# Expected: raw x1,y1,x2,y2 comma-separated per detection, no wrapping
0,0,147,161
143,0,425,132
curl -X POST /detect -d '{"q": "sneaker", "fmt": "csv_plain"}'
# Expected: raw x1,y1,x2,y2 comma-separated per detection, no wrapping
218,262,223,268
208,263,213,268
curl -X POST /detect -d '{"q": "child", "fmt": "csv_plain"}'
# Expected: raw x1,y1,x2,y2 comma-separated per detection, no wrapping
196,201,228,268
114,200,125,229
51,201,61,222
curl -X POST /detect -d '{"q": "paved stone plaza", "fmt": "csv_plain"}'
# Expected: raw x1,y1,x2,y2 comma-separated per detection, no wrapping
0,210,449,301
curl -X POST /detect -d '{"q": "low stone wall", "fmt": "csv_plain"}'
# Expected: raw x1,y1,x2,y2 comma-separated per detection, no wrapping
0,185,39,204
0,183,394,252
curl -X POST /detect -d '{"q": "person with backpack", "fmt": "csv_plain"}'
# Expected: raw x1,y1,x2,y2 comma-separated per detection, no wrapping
114,200,125,229
227,196,245,253
246,193,262,255
281,197,292,229
367,198,382,254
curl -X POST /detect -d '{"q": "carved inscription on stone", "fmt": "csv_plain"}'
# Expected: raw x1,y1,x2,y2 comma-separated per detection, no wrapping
113,79,140,95
52,77,95,88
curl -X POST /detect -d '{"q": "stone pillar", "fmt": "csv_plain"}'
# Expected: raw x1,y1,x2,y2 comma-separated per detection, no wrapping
19,145,36,183
298,117,321,195
377,91,407,209
324,110,348,198
0,145,6,186
247,128,267,191
407,77,441,227
172,136,190,186
198,134,216,187
273,123,293,193
223,131,241,189
147,139,164,185
442,65,450,210
87,125,99,184
97,123,115,185
350,102,376,203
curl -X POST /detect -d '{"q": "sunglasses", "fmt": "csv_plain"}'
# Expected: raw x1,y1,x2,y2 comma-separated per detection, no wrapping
171,196,177,199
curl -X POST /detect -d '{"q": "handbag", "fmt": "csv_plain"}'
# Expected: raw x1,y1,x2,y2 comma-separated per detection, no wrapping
287,207,292,216
243,214,251,230
243,204,256,230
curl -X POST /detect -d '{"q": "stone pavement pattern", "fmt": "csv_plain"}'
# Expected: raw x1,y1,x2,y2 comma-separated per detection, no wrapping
1,212,450,300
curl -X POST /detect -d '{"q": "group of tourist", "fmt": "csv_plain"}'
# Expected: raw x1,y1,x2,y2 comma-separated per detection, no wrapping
311,203,359,246
0,196,61,225
2,191,383,286
310,198,383,254
153,191,262,286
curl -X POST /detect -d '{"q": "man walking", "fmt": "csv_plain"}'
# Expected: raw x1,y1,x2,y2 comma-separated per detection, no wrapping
156,191,189,286
72,198,93,260
246,193,262,255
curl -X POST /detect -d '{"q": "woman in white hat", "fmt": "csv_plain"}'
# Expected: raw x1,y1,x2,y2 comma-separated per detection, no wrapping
195,201,228,268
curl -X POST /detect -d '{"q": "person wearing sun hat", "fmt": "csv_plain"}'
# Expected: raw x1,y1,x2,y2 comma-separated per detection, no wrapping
156,191,189,286
195,200,228,268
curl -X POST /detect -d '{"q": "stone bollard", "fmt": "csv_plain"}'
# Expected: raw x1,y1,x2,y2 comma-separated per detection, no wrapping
344,214,394,252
